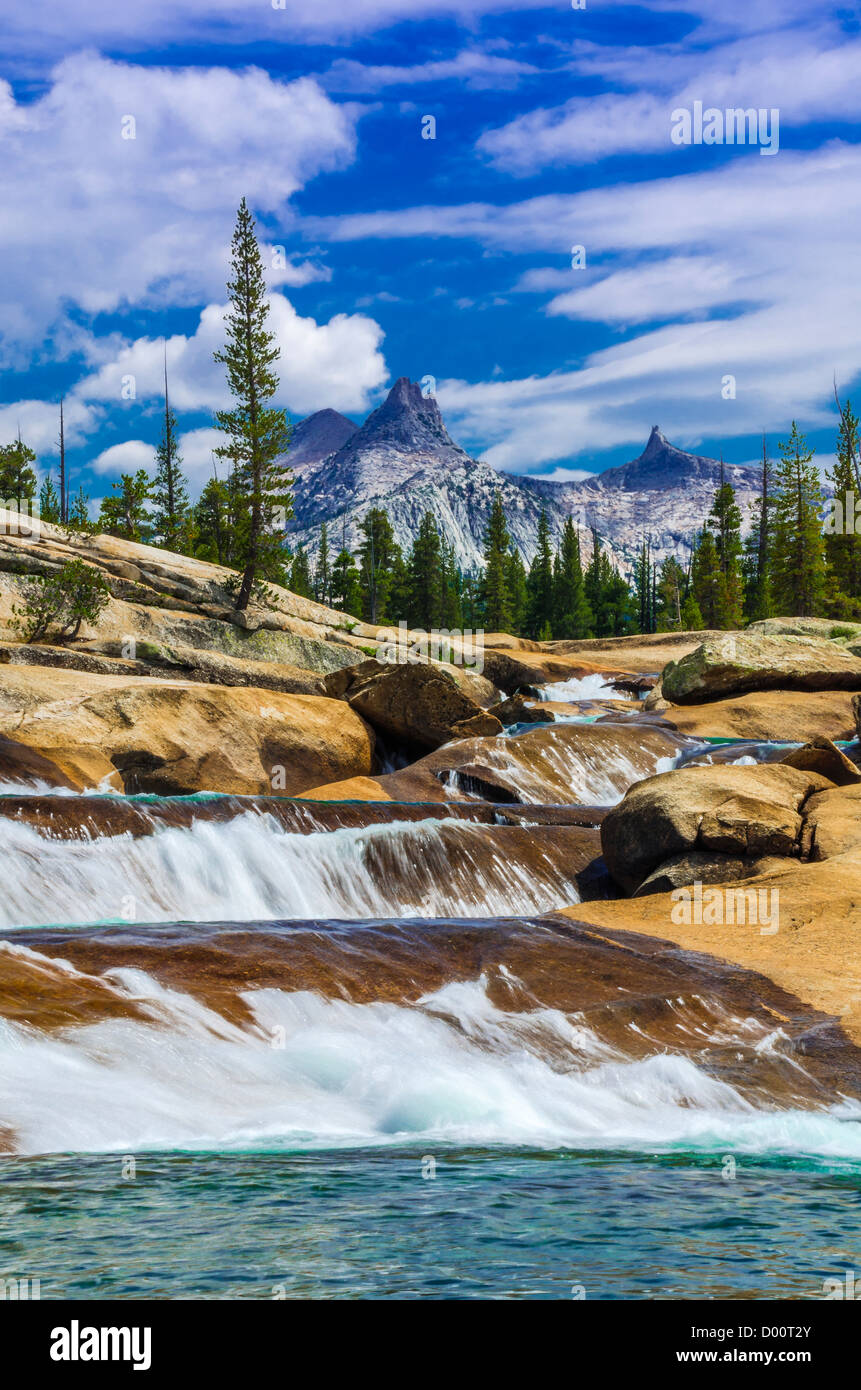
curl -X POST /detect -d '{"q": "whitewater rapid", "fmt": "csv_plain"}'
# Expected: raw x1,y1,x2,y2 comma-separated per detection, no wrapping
3,954,860,1157
537,674,622,702
0,812,585,928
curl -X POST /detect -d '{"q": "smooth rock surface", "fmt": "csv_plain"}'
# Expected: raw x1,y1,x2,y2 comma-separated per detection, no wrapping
0,666,375,795
662,632,861,704
601,763,831,894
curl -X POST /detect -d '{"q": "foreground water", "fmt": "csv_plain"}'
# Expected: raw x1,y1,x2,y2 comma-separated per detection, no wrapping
5,1149,861,1299
2,693,859,1299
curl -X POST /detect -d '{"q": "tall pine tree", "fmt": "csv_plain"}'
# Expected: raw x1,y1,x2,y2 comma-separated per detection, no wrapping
408,511,443,628
690,528,722,628
505,549,528,635
152,347,191,552
358,507,401,624
315,522,331,606
704,464,744,627
771,421,826,617
825,399,861,611
481,493,513,632
98,470,152,543
214,198,292,609
526,509,554,638
289,545,312,599
742,436,774,622
552,517,592,638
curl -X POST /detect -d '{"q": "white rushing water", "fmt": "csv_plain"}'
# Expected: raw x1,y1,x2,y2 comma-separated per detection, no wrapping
0,812,582,928
537,674,621,702
460,724,684,805
3,957,860,1157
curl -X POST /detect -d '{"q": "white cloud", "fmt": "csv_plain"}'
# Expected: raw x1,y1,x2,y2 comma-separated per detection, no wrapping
261,248,333,288
546,256,746,324
90,439,154,476
79,427,231,490
0,53,358,359
321,49,538,93
368,144,861,469
76,293,388,416
0,0,821,63
478,31,861,171
0,397,96,454
176,427,224,487
0,1,571,59
536,465,595,482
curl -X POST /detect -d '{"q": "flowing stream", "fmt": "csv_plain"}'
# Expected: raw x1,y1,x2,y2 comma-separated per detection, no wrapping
2,677,860,1298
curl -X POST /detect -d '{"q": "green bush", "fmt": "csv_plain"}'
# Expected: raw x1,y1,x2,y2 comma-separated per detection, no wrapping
12,560,111,643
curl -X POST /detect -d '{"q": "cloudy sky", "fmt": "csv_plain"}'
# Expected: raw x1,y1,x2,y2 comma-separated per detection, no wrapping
1,0,859,503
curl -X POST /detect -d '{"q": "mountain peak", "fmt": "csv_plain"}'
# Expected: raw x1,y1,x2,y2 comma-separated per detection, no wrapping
289,408,358,469
597,428,758,493
354,376,456,453
643,425,668,457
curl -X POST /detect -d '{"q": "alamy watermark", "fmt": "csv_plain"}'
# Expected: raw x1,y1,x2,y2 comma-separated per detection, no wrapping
824,491,861,535
1,1275,40,1299
671,102,779,156
0,498,40,541
375,621,485,673
671,881,779,935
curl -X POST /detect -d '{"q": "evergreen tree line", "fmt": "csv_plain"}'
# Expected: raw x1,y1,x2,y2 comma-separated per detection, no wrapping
287,494,630,640
634,414,861,634
6,197,857,637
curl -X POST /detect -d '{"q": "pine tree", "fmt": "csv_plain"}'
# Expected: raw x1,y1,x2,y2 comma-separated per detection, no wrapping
632,539,655,634
583,531,630,636
98,470,152,543
214,198,292,609
690,528,722,628
408,511,443,628
439,538,463,629
289,545,312,599
771,421,826,616
825,400,861,610
315,522,331,606
655,555,686,631
460,570,481,630
481,492,512,631
704,466,744,627
358,507,401,624
152,349,191,552
38,475,61,524
526,508,554,638
552,517,592,638
0,436,37,513
194,477,231,566
330,547,362,618
680,591,705,629
505,549,528,635
68,486,94,533
742,436,774,622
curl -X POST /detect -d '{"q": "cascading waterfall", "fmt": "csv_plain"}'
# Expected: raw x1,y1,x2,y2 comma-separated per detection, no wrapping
458,722,691,804
537,674,622,702
0,728,853,1182
0,812,585,929
2,949,860,1157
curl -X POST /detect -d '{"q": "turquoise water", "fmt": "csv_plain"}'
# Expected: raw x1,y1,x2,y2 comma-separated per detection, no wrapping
3,719,860,1303
3,1149,861,1300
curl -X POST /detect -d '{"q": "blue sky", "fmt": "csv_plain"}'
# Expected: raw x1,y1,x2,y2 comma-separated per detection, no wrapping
1,0,860,509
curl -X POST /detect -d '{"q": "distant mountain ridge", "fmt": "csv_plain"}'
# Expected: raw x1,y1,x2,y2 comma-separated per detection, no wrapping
284,379,762,574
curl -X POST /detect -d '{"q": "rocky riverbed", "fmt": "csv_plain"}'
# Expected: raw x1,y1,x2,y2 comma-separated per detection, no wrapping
4,519,861,1298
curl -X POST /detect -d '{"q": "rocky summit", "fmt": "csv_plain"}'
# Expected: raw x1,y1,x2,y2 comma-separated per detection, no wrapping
285,382,762,573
